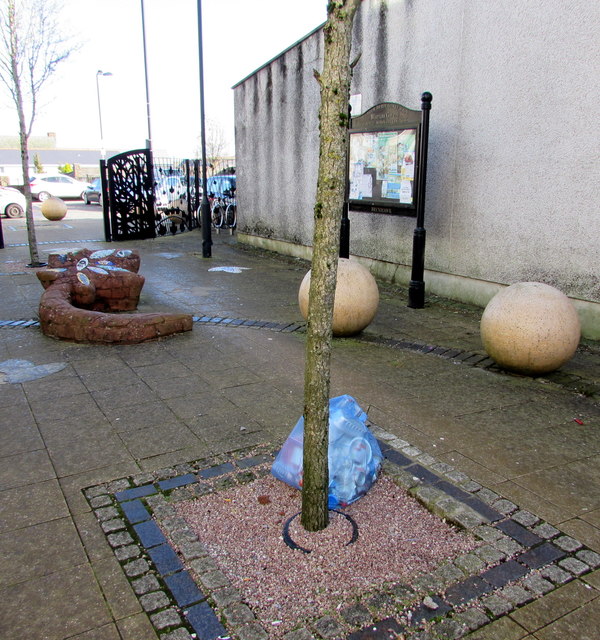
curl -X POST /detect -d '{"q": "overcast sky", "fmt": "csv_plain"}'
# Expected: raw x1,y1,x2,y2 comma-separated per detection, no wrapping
0,0,327,157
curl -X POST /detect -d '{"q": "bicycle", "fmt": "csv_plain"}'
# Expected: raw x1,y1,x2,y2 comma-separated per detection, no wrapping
209,187,236,230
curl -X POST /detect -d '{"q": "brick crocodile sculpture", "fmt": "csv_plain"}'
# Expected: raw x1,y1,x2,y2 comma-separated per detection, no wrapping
36,248,193,344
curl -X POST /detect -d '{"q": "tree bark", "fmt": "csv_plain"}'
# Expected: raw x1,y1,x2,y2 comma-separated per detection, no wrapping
301,0,360,532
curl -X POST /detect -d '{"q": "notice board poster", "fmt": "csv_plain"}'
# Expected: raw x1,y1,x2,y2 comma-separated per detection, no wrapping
349,127,417,211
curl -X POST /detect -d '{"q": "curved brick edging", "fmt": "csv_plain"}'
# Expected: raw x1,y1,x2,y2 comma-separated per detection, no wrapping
85,436,600,640
38,282,193,344
34,248,193,344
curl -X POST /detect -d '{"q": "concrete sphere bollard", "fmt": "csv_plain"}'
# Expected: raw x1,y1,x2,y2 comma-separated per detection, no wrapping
299,258,379,336
480,282,580,375
41,197,68,221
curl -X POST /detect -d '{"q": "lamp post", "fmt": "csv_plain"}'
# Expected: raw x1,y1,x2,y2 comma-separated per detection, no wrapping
96,70,113,159
140,0,153,150
197,0,211,257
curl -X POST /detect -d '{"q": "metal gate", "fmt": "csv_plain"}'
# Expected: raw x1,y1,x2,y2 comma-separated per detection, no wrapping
101,151,202,242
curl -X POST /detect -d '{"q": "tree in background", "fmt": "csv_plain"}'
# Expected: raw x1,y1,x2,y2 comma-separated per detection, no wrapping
196,118,228,175
301,0,361,532
58,163,73,175
0,0,75,266
33,153,44,174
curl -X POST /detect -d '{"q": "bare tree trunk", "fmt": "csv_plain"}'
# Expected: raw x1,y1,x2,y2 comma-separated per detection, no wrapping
16,95,40,266
301,0,360,532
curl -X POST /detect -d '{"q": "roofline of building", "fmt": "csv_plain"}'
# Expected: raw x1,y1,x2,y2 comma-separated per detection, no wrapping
231,22,325,89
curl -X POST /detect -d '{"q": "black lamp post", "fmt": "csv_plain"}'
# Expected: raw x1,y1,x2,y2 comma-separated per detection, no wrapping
197,0,212,257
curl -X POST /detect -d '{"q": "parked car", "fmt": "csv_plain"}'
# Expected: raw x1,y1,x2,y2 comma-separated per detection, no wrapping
205,175,236,200
29,175,91,202
83,178,103,206
0,186,26,218
154,175,186,210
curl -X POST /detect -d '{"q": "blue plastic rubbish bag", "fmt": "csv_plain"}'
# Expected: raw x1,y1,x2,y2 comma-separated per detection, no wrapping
271,395,383,508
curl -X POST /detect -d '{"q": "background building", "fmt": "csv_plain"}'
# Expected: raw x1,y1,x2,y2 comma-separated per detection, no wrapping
233,0,600,339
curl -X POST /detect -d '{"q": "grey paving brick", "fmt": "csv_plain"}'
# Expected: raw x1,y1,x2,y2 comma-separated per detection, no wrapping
480,594,512,617
313,615,344,638
558,557,590,576
452,607,490,631
85,485,108,499
521,573,554,595
511,510,540,528
475,544,506,564
577,550,600,568
532,523,560,539
223,602,256,626
340,603,371,626
107,530,134,548
95,506,119,522
210,585,243,608
475,488,499,505
139,590,170,612
114,544,142,562
89,495,112,508
199,569,229,590
178,539,208,561
494,537,524,557
150,607,182,630
101,517,126,533
123,557,151,577
539,563,573,584
554,535,583,552
132,574,162,595
492,499,518,516
454,553,485,574
498,584,533,606
235,622,269,640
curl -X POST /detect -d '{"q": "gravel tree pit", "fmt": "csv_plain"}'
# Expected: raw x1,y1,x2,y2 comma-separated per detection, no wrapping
85,432,600,640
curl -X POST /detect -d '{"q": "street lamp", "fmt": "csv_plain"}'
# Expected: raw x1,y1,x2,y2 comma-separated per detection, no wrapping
197,0,211,257
96,70,113,159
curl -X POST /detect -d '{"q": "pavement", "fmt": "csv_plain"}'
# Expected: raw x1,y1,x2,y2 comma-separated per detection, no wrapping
1,203,600,640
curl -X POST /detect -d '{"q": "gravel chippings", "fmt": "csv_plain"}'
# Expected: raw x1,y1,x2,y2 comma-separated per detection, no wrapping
175,473,480,636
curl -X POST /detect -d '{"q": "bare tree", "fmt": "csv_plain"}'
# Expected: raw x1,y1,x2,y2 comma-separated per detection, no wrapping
0,0,75,266
301,0,361,532
196,118,228,174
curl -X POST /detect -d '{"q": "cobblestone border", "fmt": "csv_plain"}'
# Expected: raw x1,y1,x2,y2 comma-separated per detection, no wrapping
84,432,600,640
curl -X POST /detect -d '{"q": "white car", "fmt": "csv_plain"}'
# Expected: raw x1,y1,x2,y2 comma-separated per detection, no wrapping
0,186,26,218
29,175,91,202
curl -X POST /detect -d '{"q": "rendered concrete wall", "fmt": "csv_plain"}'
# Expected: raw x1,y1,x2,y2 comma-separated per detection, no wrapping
233,0,600,336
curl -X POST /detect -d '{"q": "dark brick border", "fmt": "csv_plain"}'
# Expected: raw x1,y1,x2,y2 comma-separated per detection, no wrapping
84,431,600,640
2,315,599,398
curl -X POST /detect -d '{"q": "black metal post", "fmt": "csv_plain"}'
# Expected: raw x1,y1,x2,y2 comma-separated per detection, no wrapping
197,0,212,257
407,92,432,309
0,211,4,249
100,159,112,241
339,104,352,259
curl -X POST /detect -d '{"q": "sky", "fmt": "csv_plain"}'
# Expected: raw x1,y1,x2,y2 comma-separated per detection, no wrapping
0,0,327,157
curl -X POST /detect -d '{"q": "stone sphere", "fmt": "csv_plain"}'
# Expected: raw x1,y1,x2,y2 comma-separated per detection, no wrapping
299,258,379,336
480,282,580,375
41,197,68,221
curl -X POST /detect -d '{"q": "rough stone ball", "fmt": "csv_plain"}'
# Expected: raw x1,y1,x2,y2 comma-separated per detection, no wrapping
480,282,580,375
298,258,379,336
41,197,68,221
